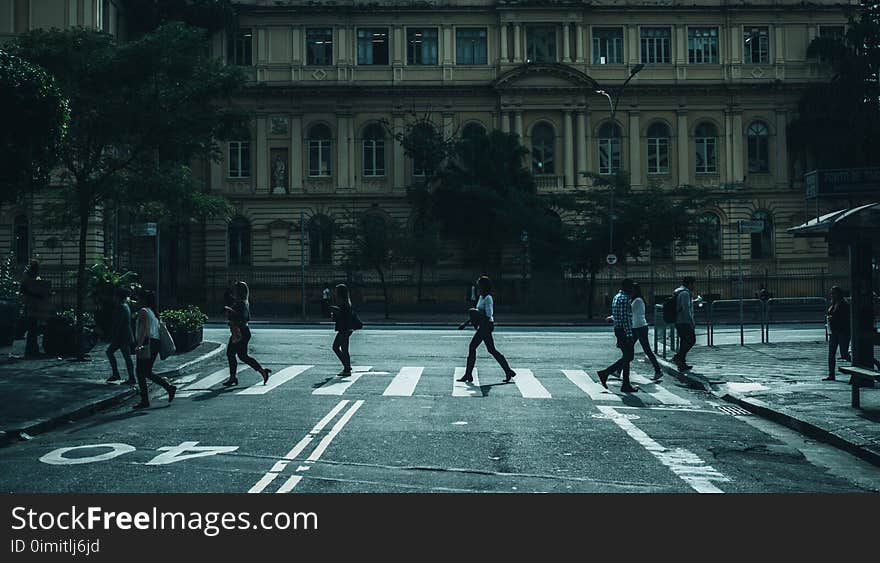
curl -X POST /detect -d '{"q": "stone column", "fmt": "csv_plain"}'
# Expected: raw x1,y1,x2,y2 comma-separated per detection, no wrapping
584,108,593,172
576,110,587,186
775,109,789,187
290,114,303,190
513,24,522,63
291,26,303,65
442,25,453,65
775,25,785,65
563,110,574,188
514,111,524,139
500,111,510,133
443,112,455,140
347,115,356,189
392,112,405,190
393,26,404,64
575,24,585,63
724,111,734,184
627,24,638,66
628,110,641,187
500,24,508,62
732,111,744,183
677,110,689,186
563,24,571,63
256,116,268,192
336,114,348,190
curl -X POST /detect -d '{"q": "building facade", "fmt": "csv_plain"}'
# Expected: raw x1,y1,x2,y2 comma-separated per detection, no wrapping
0,0,858,312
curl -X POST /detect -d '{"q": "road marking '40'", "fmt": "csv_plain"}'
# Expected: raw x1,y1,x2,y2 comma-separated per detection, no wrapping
39,442,238,466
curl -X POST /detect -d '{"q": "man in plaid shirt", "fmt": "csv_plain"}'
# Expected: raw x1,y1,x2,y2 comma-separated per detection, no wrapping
597,278,639,393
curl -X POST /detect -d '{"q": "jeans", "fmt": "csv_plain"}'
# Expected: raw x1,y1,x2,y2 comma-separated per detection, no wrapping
828,331,851,377
633,326,661,373
465,322,513,377
136,338,172,405
603,328,635,384
25,317,40,355
675,323,696,363
332,330,352,370
107,341,135,379
227,326,265,376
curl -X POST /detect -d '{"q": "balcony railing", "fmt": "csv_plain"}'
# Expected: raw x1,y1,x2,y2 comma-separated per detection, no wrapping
535,174,562,190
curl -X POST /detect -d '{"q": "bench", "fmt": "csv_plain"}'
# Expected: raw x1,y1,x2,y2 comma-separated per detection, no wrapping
838,365,880,408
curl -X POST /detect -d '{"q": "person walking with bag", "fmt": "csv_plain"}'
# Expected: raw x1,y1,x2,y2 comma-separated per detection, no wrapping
457,275,516,384
672,276,698,371
330,284,362,377
132,290,176,409
631,283,663,380
106,288,135,384
223,281,271,386
597,279,638,393
823,285,851,381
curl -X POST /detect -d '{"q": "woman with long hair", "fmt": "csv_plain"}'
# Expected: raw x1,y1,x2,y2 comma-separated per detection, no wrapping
133,290,176,409
823,285,851,381
223,281,271,386
330,284,358,377
630,282,663,380
457,275,516,383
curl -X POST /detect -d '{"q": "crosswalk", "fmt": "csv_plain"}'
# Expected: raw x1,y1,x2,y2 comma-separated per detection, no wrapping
176,363,693,406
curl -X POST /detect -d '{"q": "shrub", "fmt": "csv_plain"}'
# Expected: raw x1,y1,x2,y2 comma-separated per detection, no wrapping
0,250,21,303
160,305,208,333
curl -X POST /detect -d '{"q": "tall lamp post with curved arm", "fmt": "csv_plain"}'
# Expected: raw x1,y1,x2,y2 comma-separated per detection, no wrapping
594,63,645,258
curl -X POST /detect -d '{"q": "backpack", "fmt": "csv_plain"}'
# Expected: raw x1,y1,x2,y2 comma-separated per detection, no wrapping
662,295,678,324
351,310,364,331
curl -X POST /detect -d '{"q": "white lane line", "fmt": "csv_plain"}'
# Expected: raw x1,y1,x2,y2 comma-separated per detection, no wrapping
561,369,621,402
305,400,364,462
630,374,692,405
596,406,729,493
248,400,349,493
312,366,372,395
177,365,248,397
452,368,481,397
383,366,424,397
237,365,313,395
276,475,303,493
511,368,551,399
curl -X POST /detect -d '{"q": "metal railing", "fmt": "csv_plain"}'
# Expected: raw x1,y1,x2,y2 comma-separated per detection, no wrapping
764,297,828,343
708,299,767,346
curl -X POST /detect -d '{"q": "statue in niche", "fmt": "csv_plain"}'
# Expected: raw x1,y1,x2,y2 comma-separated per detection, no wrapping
272,156,287,194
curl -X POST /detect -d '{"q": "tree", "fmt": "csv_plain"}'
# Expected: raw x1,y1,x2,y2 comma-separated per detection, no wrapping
788,0,880,168
0,50,69,208
119,0,238,36
11,23,244,353
340,212,401,320
559,173,711,318
398,184,448,302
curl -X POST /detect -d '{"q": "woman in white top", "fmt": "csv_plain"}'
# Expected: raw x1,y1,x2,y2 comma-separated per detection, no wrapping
132,290,176,409
631,283,662,380
457,275,516,383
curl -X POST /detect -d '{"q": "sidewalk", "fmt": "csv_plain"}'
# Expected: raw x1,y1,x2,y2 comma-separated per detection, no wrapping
656,341,880,467
211,312,611,326
0,339,224,447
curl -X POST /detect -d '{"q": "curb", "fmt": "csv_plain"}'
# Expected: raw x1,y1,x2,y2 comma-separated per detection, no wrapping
656,357,880,469
0,341,225,449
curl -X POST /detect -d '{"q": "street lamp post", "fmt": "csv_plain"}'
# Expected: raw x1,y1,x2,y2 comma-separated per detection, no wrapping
595,63,644,258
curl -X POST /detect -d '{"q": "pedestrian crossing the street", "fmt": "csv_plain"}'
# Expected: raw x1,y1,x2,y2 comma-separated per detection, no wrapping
177,362,694,406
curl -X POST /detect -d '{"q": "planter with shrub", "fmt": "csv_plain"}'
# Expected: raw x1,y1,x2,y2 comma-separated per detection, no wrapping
0,251,22,347
160,305,208,354
43,309,97,357
87,260,141,341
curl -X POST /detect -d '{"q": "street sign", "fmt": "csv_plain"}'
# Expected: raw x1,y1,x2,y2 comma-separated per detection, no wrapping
738,220,764,233
804,167,880,200
133,222,157,237
606,253,618,265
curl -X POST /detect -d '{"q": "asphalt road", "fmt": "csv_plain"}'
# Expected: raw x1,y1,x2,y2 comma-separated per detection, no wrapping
1,325,878,493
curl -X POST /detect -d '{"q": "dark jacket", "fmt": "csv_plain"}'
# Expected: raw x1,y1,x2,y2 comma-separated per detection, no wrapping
229,300,250,326
111,302,135,346
331,303,355,332
828,300,850,334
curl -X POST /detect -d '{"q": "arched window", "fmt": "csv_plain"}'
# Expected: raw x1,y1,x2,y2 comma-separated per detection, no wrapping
597,122,622,175
531,123,555,174
747,121,770,173
461,122,487,140
308,214,334,265
697,212,722,259
646,122,670,175
14,215,29,265
694,122,718,174
307,123,332,177
362,123,385,177
750,210,773,259
228,216,251,266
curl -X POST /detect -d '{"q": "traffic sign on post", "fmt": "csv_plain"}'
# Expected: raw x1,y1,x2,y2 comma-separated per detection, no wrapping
606,253,618,265
738,220,764,233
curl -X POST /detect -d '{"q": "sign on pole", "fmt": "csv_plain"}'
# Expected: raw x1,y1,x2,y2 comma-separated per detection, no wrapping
133,222,157,237
606,253,618,265
738,220,764,234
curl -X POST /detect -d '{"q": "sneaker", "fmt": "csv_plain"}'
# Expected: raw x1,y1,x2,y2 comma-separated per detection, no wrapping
596,370,609,389
107,374,121,383
337,370,352,377
168,385,177,403
822,376,836,381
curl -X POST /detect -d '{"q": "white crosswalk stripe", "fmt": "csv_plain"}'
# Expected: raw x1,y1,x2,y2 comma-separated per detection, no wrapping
511,368,551,399
237,365,313,395
177,365,248,397
312,366,372,395
561,369,622,402
383,366,424,397
452,368,481,397
630,374,692,405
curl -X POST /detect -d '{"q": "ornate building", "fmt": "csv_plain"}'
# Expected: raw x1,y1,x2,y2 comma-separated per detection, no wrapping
0,0,856,311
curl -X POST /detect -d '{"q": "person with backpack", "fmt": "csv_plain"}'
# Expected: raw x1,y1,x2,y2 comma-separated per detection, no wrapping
457,275,516,383
597,279,638,393
106,288,135,384
330,283,362,377
672,276,697,371
631,283,663,380
823,285,851,381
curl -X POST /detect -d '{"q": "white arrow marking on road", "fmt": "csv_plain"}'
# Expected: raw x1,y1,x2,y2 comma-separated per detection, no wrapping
630,374,692,405
511,368,551,399
312,366,372,395
383,366,424,396
561,369,621,402
452,368,481,397
237,365,314,395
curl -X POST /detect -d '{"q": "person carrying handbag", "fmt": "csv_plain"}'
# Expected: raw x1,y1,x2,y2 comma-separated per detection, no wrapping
330,284,362,377
132,290,176,409
457,275,516,384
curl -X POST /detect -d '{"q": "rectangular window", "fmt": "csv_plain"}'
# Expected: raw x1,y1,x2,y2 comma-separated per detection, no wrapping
227,29,252,66
363,141,385,177
647,138,670,174
308,140,332,177
743,26,770,64
357,28,389,65
695,138,717,174
598,139,622,175
592,28,624,64
688,27,719,64
407,28,439,65
228,141,250,178
527,26,557,63
456,28,488,65
307,28,333,65
640,27,671,64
